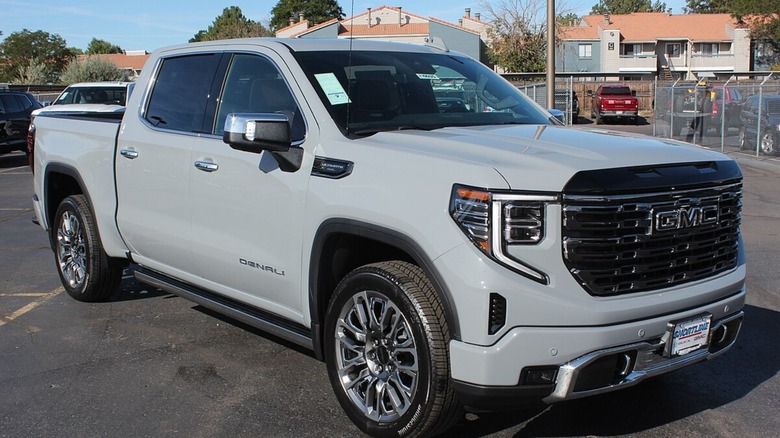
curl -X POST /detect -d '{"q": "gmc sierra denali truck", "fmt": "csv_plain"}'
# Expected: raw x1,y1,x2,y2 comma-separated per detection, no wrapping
30,38,745,437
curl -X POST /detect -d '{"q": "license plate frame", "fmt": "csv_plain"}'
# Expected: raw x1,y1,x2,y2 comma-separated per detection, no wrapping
664,313,712,357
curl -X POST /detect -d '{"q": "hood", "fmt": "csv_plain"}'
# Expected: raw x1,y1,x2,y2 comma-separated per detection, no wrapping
360,124,732,192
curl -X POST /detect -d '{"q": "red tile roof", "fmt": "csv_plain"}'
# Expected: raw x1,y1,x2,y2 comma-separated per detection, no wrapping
560,12,746,42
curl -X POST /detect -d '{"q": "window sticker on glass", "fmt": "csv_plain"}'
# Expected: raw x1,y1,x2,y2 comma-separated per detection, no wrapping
416,73,439,80
314,73,351,105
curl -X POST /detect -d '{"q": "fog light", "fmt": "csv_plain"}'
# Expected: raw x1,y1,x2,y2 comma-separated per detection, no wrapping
522,367,558,385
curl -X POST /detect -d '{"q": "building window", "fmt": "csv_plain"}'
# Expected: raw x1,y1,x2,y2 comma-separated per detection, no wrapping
700,43,719,55
578,44,592,59
666,43,681,58
622,43,642,56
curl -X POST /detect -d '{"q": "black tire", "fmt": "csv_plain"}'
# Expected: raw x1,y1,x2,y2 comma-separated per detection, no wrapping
53,195,123,302
738,127,749,150
324,261,461,437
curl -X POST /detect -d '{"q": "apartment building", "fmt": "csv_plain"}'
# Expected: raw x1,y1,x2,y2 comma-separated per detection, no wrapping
557,12,752,80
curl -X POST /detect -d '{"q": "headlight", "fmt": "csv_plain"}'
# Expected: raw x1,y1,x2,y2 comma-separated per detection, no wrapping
450,185,558,283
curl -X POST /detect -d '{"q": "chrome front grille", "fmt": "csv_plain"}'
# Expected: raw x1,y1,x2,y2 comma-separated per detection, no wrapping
562,183,742,296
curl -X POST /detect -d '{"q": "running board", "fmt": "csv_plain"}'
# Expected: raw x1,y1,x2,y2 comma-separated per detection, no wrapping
134,268,313,351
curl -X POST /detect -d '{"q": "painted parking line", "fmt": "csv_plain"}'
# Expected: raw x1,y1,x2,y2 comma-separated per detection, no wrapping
0,286,64,328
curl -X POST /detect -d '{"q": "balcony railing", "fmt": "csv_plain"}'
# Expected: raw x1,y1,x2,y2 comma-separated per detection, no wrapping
618,54,658,71
690,53,736,69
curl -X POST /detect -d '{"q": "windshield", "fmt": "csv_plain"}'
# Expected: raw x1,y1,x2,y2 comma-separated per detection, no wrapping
293,50,552,136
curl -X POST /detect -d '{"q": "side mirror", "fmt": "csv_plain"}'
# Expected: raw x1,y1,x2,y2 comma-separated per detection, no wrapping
547,108,565,124
586,90,593,97
223,113,291,152
223,113,303,172
631,90,637,96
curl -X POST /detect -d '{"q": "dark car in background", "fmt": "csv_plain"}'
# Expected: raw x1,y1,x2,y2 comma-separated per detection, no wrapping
739,94,780,155
0,91,42,156
555,88,579,123
709,86,745,135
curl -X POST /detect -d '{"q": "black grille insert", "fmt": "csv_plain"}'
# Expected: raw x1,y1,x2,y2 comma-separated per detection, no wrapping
562,183,741,296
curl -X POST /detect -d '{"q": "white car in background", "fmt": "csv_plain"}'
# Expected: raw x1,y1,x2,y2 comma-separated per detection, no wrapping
50,81,134,106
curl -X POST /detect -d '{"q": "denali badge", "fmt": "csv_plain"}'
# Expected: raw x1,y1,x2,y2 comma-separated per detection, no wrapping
653,204,719,234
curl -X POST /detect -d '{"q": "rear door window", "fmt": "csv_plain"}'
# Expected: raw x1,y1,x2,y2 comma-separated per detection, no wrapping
145,54,222,133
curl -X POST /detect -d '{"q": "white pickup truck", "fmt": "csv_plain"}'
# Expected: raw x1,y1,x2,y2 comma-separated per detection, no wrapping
30,38,746,437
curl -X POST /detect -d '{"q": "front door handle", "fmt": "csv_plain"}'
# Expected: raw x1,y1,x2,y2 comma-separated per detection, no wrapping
120,148,138,159
194,160,219,172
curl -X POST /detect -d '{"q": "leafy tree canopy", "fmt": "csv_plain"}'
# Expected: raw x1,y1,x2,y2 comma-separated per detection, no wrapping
590,0,668,15
60,56,126,84
190,6,272,42
86,38,123,55
270,0,344,31
0,29,74,83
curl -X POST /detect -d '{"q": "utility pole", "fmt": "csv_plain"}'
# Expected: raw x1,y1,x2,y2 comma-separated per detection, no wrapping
546,0,555,111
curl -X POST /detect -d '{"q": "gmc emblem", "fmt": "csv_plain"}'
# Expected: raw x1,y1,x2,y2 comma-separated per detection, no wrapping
653,204,719,234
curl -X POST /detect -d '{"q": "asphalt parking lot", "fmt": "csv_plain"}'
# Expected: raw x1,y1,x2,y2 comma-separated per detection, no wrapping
1,124,779,437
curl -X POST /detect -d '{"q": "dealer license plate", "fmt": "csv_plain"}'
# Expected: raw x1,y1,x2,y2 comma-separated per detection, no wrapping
665,314,712,357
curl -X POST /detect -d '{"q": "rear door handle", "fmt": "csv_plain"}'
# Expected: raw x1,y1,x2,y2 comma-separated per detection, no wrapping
194,160,219,172
120,148,138,159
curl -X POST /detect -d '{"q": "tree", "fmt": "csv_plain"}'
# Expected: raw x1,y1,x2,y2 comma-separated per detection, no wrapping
14,59,48,84
269,0,343,31
0,29,74,83
60,56,126,84
684,0,730,13
190,6,272,42
479,0,574,73
86,38,123,55
590,0,668,15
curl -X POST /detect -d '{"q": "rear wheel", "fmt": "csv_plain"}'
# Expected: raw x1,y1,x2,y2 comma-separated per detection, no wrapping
324,261,461,437
760,131,778,155
53,195,123,302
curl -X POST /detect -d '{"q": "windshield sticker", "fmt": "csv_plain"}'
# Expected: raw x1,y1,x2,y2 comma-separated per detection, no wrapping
314,73,351,105
416,73,439,80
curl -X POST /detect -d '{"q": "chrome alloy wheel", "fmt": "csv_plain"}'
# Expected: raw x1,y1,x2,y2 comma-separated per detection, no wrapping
57,210,87,289
334,290,419,422
760,132,776,155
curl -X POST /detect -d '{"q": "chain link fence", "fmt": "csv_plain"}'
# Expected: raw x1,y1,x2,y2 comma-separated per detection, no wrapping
653,73,780,157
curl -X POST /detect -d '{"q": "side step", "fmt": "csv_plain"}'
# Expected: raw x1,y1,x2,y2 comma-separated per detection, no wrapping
134,267,314,351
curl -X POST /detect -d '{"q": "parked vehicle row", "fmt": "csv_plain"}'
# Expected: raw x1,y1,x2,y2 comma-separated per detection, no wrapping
0,91,43,156
739,95,780,155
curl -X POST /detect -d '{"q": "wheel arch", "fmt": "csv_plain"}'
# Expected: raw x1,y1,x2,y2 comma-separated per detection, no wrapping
42,163,91,249
308,219,461,360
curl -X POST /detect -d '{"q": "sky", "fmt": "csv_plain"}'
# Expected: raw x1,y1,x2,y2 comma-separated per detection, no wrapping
0,0,687,52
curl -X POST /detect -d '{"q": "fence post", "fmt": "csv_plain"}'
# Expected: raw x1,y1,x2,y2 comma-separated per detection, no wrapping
721,75,735,153
669,78,681,139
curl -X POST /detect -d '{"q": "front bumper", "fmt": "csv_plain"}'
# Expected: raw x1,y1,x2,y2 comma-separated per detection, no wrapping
450,291,744,410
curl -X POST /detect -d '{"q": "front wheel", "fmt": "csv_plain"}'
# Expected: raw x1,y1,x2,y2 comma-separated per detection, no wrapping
53,195,123,302
324,261,461,437
738,127,749,150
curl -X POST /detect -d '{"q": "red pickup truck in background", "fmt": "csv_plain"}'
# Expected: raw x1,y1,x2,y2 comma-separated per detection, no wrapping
589,84,639,125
